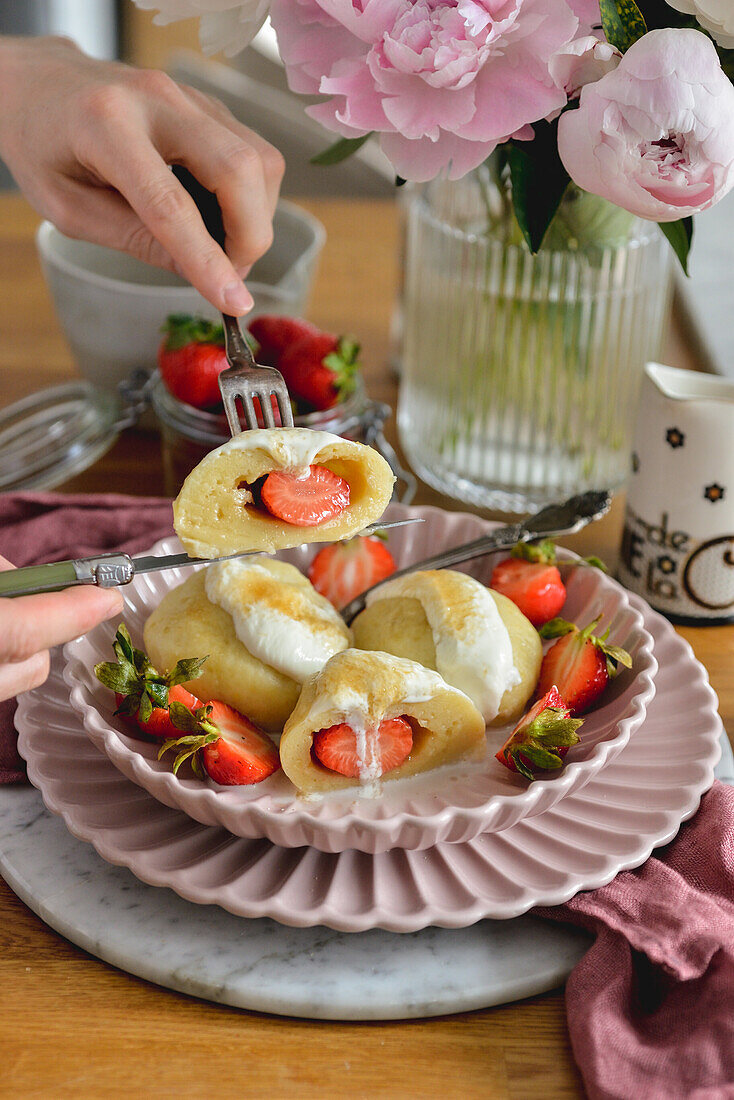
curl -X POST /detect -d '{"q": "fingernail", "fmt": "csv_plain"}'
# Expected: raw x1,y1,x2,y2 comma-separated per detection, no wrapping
223,281,254,314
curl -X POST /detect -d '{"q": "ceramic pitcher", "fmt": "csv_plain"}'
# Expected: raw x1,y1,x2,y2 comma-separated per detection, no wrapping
617,362,734,624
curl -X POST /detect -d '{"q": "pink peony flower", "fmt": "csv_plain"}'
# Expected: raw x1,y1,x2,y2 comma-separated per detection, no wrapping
557,28,734,221
549,35,620,101
270,0,580,181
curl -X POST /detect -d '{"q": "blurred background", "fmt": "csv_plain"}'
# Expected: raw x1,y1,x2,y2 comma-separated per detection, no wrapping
1,0,730,380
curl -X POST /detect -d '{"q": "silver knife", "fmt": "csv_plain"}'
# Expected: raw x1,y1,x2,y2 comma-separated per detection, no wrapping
0,518,423,598
340,490,611,624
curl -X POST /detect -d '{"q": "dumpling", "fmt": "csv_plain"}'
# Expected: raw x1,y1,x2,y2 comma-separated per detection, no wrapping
143,558,351,731
351,569,541,725
279,648,486,795
172,427,395,558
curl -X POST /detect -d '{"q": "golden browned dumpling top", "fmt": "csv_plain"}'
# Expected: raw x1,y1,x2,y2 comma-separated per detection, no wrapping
203,557,351,683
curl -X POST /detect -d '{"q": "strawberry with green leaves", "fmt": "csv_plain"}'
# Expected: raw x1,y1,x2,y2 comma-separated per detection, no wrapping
495,687,583,781
159,700,280,785
157,314,229,409
537,616,632,716
489,538,567,627
94,624,207,739
279,332,360,411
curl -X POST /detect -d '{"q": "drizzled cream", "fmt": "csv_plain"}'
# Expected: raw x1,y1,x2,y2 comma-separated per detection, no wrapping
205,559,350,682
217,427,342,469
365,571,520,722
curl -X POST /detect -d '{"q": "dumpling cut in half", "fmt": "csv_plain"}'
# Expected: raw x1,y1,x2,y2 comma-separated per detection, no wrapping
279,648,486,795
143,558,352,731
172,427,395,558
351,569,542,725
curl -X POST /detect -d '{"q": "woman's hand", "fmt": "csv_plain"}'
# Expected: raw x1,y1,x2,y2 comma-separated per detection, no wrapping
0,35,285,315
0,555,123,703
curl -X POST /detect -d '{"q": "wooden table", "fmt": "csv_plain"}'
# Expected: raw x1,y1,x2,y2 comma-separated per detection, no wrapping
1,192,731,1099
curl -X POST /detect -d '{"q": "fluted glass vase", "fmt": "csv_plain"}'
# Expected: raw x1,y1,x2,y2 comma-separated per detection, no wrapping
397,168,673,513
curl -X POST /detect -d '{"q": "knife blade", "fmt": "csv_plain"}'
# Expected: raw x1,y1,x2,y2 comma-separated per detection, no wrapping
0,518,424,598
339,490,612,623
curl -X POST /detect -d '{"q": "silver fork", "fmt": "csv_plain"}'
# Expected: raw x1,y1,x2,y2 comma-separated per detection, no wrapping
172,166,294,435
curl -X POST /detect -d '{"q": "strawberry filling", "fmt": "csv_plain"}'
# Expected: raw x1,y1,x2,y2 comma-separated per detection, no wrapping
257,464,350,527
312,716,413,779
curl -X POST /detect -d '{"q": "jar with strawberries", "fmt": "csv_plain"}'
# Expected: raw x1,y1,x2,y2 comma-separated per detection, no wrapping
150,313,414,500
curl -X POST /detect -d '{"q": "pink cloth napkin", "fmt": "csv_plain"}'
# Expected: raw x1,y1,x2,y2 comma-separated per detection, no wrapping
535,779,734,1100
1,492,732,1097
0,491,174,782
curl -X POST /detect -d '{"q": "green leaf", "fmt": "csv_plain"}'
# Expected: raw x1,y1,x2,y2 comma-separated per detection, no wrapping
158,731,219,775
538,618,577,640
94,662,139,695
168,701,206,735
168,656,208,686
113,624,136,666
507,119,571,253
137,692,153,725
599,0,647,52
310,134,373,167
161,314,225,350
507,748,537,782
518,744,564,771
145,680,169,709
511,538,557,564
660,218,694,277
113,691,143,719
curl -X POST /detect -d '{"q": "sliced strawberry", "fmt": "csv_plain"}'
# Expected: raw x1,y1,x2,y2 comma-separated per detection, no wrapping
308,535,397,608
312,716,413,779
490,540,566,627
279,333,360,411
95,624,207,735
495,687,583,781
247,315,317,367
537,616,633,716
159,699,280,785
259,464,350,526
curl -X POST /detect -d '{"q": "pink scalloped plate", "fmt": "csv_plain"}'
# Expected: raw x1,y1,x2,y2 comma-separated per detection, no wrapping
18,598,720,931
63,505,656,854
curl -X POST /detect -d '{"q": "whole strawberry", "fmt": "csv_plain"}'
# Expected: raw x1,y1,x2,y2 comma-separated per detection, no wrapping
94,624,207,739
496,687,583,781
247,315,317,367
279,332,360,411
490,538,566,627
537,616,632,716
157,314,228,409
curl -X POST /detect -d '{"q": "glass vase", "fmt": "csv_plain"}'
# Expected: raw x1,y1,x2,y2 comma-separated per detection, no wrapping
397,169,673,513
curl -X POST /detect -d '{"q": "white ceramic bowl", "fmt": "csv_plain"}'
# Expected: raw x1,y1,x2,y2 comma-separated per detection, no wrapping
36,201,325,392
64,505,657,854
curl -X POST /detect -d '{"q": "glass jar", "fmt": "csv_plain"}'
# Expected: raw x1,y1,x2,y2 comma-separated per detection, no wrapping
149,373,416,500
398,169,673,514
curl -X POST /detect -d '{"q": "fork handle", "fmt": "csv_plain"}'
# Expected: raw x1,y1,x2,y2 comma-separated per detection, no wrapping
172,165,226,249
172,166,257,371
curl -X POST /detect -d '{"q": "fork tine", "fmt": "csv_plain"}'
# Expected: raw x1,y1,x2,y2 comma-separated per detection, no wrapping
259,389,278,429
274,388,295,428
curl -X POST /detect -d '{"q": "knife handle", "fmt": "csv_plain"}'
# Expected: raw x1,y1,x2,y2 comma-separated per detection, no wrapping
0,554,134,598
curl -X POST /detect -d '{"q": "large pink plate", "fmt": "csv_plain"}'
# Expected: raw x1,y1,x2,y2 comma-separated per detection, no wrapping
62,505,656,854
18,597,721,932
